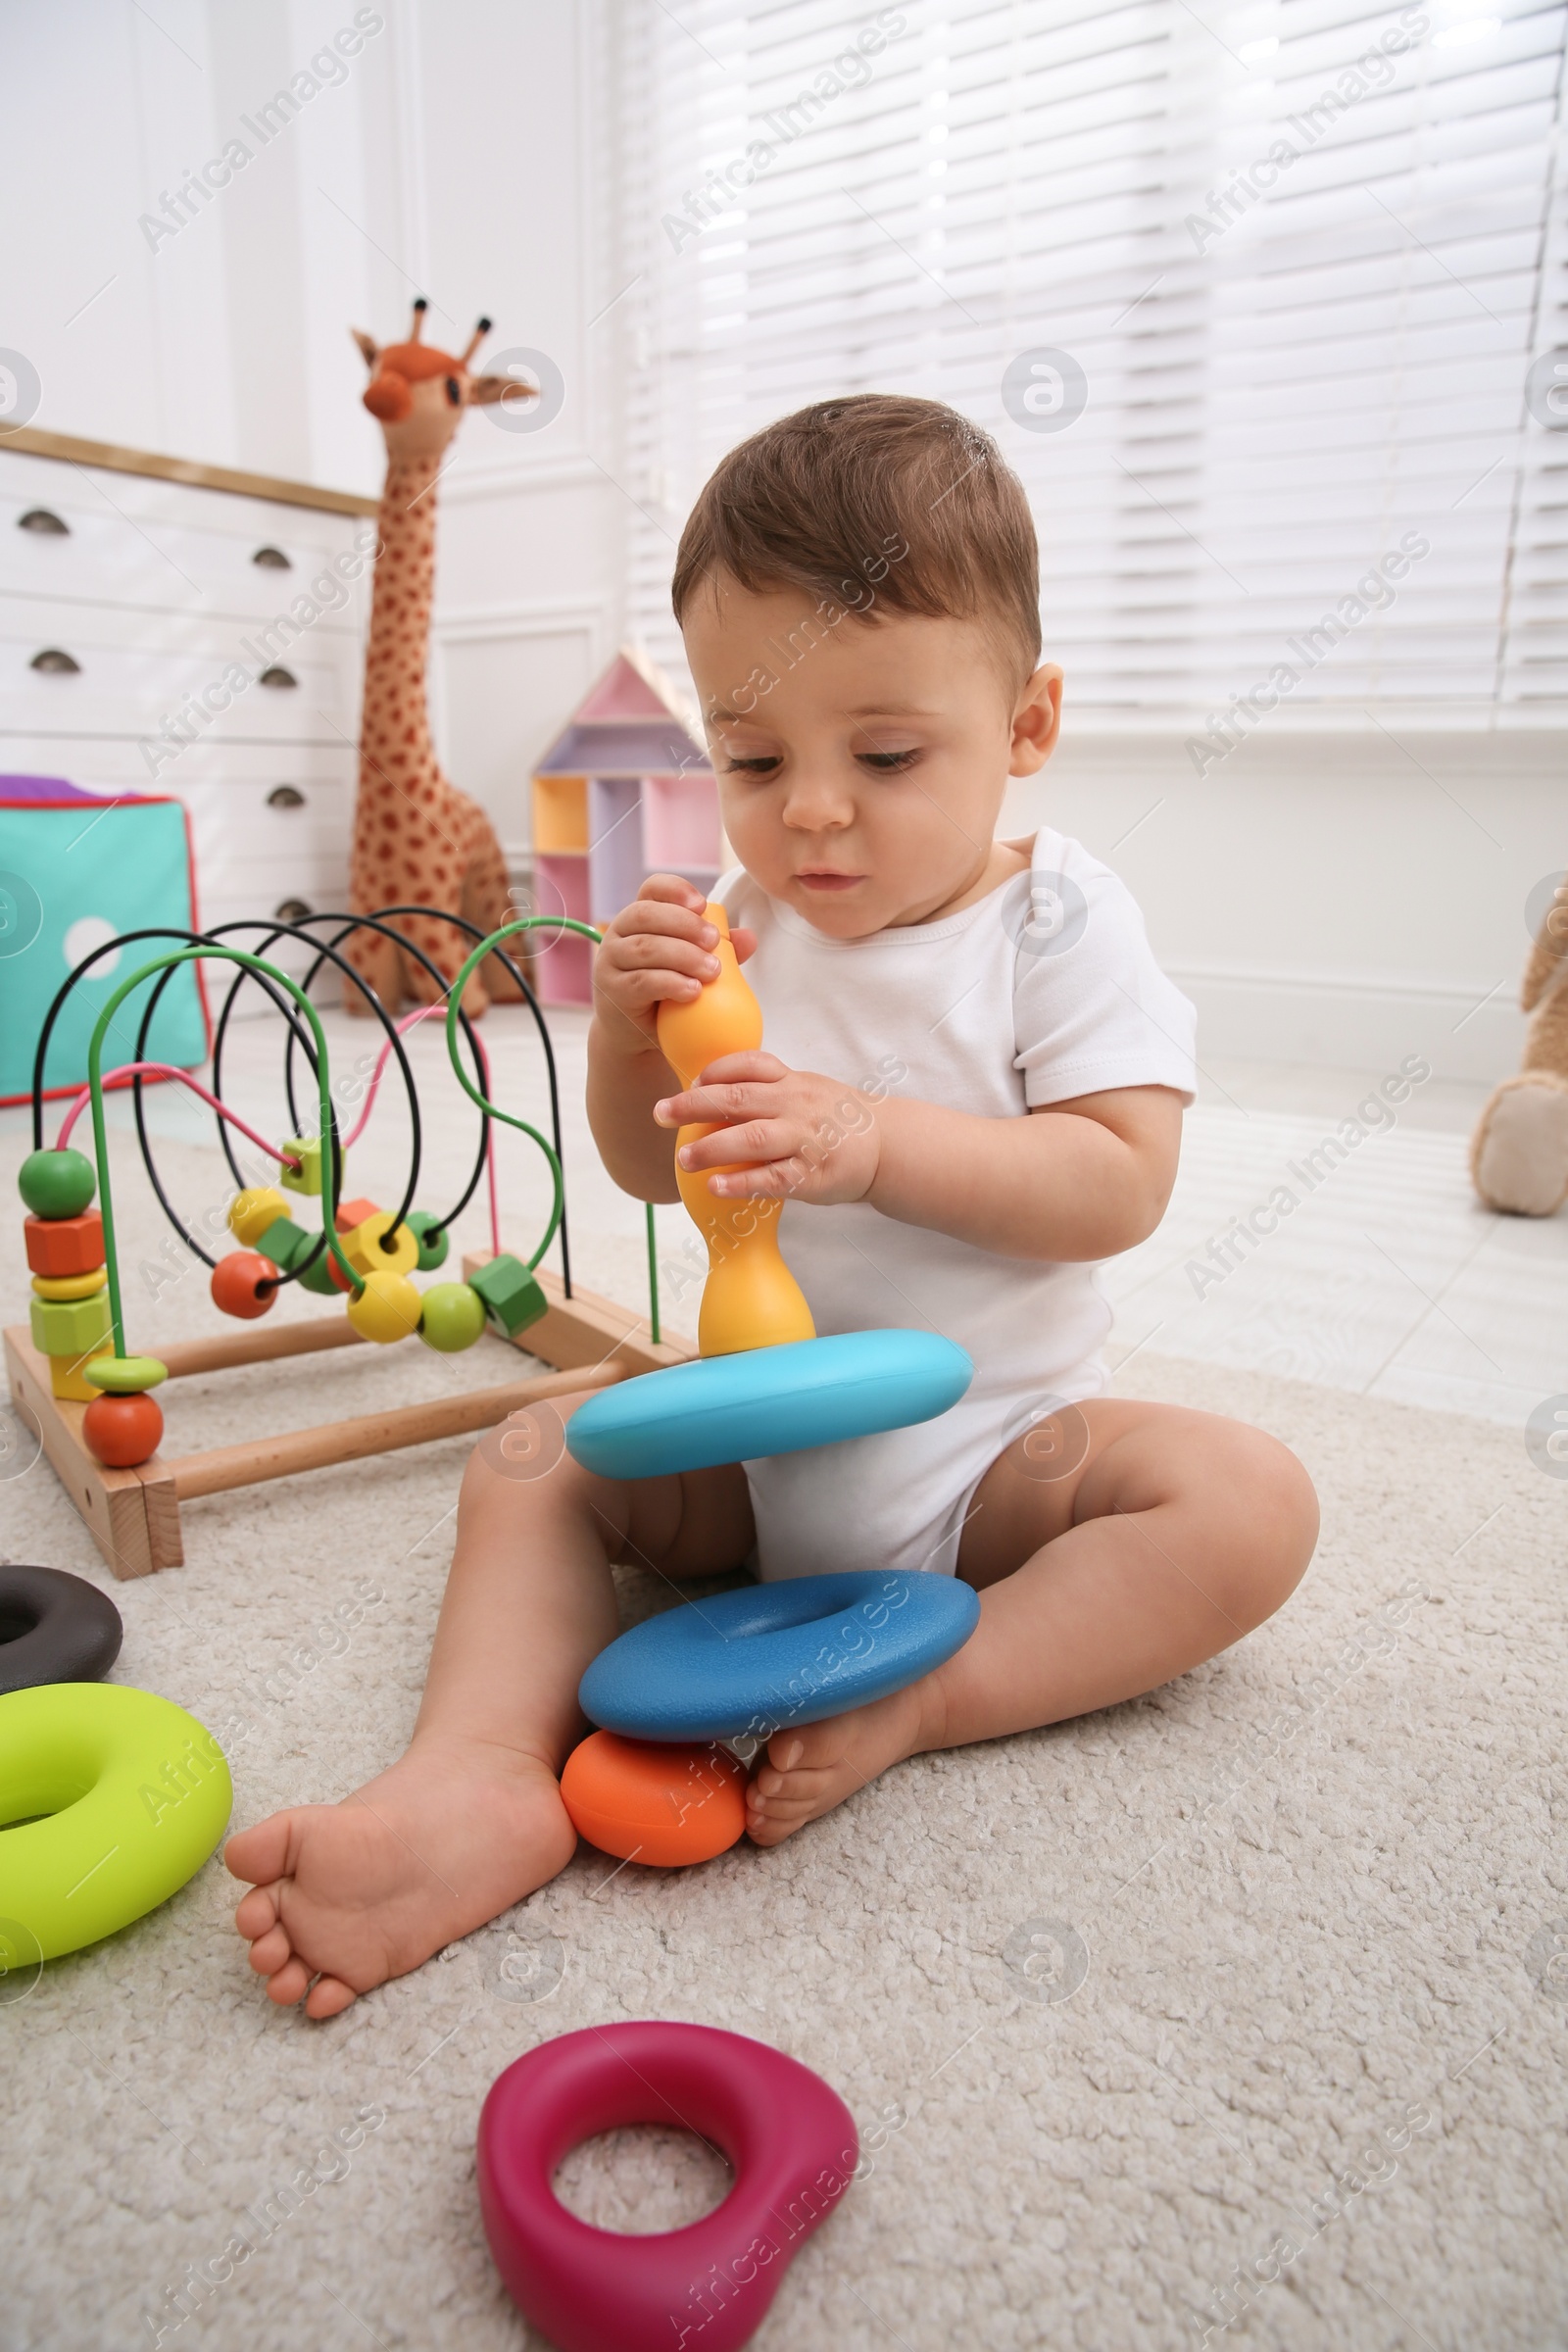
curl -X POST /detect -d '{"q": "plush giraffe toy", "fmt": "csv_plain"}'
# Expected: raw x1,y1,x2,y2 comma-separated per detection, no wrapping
1470,873,1568,1215
347,299,526,1015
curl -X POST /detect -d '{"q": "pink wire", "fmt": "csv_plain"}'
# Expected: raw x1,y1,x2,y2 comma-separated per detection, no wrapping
55,1062,299,1169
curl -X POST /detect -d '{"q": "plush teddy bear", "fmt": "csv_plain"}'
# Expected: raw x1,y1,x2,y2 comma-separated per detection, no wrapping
1470,874,1568,1214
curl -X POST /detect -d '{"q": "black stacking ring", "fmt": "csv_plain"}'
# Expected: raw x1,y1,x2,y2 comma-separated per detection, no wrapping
0,1564,123,1694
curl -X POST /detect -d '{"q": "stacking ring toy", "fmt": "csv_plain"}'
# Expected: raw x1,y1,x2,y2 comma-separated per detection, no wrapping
561,1732,747,1866
477,2022,858,2352
0,1565,122,1695
565,1329,972,1481
580,1568,980,1744
0,1684,231,1961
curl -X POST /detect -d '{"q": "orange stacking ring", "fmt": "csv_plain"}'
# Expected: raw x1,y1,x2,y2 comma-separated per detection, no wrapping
560,1730,747,1867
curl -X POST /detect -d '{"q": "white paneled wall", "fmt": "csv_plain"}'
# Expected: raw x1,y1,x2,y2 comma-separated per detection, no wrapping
0,0,1556,1079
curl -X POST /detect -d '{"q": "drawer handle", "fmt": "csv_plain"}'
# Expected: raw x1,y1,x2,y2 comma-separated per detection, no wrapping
252,545,291,569
30,648,80,673
267,785,306,809
274,898,314,923
19,509,69,535
258,664,298,688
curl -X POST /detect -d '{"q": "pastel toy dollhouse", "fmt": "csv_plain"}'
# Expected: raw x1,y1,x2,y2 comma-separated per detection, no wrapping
529,650,721,1005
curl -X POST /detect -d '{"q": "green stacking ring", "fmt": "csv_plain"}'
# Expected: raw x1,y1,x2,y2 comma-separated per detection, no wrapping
0,1684,232,1962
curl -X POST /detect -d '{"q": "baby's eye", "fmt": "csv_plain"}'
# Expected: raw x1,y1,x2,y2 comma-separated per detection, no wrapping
723,756,781,776
856,748,919,772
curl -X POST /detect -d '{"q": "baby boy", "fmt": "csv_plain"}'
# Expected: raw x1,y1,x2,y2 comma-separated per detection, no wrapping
228,396,1318,2016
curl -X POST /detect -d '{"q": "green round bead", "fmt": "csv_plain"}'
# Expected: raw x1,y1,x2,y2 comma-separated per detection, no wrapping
418,1281,487,1353
19,1148,97,1219
407,1210,450,1271
84,1354,169,1395
294,1239,340,1295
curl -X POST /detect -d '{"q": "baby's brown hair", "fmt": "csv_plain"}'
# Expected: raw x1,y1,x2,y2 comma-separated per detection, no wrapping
671,394,1043,692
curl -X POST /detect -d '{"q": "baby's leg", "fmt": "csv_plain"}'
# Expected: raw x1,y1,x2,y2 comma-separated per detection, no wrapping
748,1400,1316,1843
226,1393,752,2016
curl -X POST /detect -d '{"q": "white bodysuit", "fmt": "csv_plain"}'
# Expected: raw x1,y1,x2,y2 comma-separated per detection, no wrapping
709,826,1198,1582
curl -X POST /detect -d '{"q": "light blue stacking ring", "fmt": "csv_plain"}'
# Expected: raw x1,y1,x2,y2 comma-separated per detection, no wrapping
565,1329,973,1482
579,1569,981,1744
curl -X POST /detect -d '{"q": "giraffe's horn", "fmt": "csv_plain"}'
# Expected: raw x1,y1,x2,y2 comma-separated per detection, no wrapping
460,316,493,368
410,297,427,342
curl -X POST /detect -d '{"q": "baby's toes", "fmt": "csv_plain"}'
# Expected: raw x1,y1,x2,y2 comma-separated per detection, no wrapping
263,1955,315,2006
245,1922,293,1978
233,1883,281,1941
304,1975,359,2022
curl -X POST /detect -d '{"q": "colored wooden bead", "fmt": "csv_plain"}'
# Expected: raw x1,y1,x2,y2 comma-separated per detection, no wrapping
345,1269,421,1345
468,1252,548,1339
18,1147,96,1220
417,1281,488,1353
30,1290,113,1359
327,1200,384,1293
210,1251,278,1320
277,1136,323,1196
50,1353,105,1402
83,1354,168,1395
334,1197,381,1233
254,1216,319,1277
31,1265,108,1301
341,1209,419,1280
82,1392,164,1469
228,1187,289,1248
294,1240,341,1295
24,1209,104,1279
406,1209,449,1270
560,1731,748,1867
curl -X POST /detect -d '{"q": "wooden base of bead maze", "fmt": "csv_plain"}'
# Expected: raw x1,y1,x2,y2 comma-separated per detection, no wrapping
4,1268,693,1581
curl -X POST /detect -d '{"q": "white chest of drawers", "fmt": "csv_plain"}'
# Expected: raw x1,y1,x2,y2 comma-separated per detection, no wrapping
0,428,374,945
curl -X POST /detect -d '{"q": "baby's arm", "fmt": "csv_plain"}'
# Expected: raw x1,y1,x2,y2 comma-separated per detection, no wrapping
660,1062,1181,1262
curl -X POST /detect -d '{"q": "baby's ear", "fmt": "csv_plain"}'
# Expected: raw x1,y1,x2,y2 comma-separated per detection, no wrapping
730,925,758,965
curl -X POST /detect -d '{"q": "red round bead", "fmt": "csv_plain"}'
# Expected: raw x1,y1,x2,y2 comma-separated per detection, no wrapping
82,1391,165,1468
210,1250,279,1319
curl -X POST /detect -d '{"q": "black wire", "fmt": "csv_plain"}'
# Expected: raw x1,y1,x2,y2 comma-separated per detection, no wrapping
127,920,406,1280
367,904,573,1297
27,903,572,1298
29,927,204,1145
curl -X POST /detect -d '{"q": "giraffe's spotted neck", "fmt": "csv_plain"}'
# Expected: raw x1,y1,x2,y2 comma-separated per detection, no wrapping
359,451,442,801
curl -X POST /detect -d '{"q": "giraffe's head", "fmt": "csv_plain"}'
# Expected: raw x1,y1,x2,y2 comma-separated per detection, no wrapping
353,301,531,462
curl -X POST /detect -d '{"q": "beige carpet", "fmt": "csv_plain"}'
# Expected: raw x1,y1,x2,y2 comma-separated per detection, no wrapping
2,1132,1565,2352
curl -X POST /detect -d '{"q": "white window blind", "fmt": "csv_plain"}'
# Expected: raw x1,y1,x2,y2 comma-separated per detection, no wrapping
610,0,1568,719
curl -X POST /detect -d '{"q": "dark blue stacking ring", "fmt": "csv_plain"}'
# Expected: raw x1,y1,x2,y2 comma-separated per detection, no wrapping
0,1563,123,1695
579,1569,980,1745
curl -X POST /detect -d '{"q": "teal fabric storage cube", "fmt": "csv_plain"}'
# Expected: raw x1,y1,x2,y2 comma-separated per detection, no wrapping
0,777,208,1105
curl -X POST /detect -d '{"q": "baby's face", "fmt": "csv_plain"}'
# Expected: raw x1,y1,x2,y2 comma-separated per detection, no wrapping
682,576,1060,936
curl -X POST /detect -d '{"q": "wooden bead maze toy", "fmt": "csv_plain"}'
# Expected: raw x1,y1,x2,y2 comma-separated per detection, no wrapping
6,906,691,1579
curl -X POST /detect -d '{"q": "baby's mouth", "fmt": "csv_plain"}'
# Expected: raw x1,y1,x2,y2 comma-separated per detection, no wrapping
795,869,863,893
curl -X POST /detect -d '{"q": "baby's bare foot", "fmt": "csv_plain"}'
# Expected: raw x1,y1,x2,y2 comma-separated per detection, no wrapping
745,1676,941,1847
224,1736,576,2018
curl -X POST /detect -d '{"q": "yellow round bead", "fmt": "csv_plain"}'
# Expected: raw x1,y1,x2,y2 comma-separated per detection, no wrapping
345,1269,421,1345
342,1209,419,1279
31,1265,109,1301
229,1187,290,1248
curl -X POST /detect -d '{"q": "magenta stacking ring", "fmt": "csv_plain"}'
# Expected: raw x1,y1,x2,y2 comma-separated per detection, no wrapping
476,2022,858,2352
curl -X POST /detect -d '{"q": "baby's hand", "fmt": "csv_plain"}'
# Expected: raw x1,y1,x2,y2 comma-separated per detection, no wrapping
654,1053,880,1206
591,875,756,1054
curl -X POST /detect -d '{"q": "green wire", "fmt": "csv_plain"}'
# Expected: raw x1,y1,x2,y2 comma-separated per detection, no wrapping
86,945,364,1357
442,917,661,1342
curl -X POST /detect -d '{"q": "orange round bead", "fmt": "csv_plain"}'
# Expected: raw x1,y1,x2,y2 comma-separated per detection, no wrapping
560,1730,747,1868
82,1391,165,1468
210,1251,278,1319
